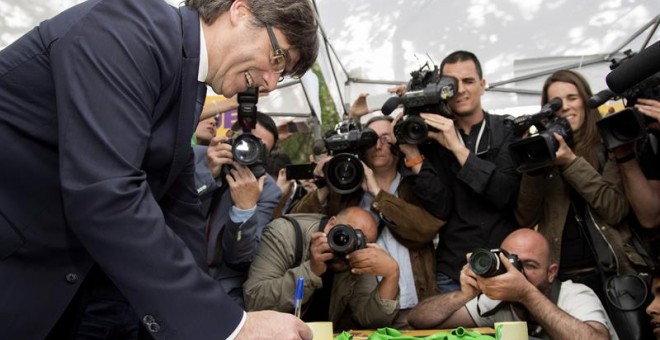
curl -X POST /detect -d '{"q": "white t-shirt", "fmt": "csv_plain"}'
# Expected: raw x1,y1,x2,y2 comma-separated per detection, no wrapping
465,280,618,340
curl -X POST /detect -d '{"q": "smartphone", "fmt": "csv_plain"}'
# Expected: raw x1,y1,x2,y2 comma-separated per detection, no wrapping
285,163,316,180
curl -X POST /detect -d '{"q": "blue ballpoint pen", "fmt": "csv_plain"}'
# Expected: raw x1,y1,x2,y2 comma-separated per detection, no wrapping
294,276,304,318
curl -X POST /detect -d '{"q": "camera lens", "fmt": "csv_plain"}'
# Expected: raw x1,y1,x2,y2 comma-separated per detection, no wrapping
327,224,366,256
469,248,504,278
232,134,264,166
395,116,428,145
324,153,364,194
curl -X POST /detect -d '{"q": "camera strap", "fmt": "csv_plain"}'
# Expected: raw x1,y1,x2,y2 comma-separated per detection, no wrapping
281,215,304,268
281,215,329,268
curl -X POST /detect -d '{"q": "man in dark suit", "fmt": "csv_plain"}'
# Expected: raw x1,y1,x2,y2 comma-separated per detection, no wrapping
0,0,318,339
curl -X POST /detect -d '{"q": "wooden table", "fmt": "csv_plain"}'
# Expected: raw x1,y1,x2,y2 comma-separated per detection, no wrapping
340,327,496,339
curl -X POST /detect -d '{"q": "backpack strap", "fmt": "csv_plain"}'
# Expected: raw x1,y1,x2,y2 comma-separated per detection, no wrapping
281,215,304,268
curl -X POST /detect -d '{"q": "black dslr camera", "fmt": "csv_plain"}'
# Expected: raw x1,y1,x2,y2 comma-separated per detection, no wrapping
593,45,660,150
322,120,378,194
225,87,267,177
469,248,524,278
393,63,458,145
327,224,366,256
508,97,573,173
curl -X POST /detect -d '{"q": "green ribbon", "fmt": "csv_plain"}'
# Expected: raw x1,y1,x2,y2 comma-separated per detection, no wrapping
334,327,495,340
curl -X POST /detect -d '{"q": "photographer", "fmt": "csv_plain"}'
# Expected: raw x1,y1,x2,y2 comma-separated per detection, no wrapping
290,114,451,328
515,70,640,307
243,207,400,331
193,111,281,307
408,229,616,340
417,50,520,293
612,98,660,230
648,268,660,340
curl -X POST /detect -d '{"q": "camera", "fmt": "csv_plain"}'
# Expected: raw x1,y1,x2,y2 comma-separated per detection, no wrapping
322,120,378,194
593,44,660,150
225,87,267,178
384,63,458,145
508,97,573,173
469,248,524,278
327,224,366,256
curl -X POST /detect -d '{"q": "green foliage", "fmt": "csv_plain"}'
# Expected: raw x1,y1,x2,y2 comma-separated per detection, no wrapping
278,64,340,164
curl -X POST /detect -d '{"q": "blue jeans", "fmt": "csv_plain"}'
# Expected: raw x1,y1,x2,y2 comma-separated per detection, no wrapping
436,271,461,294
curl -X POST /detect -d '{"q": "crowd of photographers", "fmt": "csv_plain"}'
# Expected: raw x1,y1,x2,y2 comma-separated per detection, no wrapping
200,43,660,339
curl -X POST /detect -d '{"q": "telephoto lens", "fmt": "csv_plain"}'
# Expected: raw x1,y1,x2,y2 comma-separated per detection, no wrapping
469,248,522,278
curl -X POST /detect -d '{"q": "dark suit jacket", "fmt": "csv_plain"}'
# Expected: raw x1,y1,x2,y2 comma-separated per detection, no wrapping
0,0,242,338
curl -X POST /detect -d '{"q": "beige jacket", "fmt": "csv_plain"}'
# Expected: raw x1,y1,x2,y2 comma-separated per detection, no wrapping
243,214,399,329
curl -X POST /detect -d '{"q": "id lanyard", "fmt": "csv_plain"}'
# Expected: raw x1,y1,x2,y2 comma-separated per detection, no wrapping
455,117,487,155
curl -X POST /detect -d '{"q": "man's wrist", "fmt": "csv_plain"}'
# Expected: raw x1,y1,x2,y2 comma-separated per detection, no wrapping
404,154,424,168
615,152,636,164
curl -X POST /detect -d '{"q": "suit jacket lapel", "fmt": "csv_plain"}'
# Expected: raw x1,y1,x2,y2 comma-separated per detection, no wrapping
159,6,202,200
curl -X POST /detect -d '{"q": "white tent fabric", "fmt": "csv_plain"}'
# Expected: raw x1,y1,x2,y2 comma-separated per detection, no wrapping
2,0,659,122
313,0,660,117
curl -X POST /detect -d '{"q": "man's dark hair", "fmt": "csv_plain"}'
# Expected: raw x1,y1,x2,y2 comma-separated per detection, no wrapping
231,111,279,150
185,0,319,78
265,149,291,178
441,50,483,79
364,115,393,128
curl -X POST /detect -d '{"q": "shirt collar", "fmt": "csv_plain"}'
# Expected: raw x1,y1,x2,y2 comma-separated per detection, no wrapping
197,18,208,82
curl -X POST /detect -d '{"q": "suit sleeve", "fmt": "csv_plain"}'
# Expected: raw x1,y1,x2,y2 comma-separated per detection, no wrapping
50,5,242,338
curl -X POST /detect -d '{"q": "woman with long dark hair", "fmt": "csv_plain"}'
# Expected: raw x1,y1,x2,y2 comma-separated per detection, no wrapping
515,70,643,305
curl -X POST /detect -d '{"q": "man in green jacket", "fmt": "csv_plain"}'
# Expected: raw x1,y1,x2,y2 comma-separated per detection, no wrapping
243,207,400,331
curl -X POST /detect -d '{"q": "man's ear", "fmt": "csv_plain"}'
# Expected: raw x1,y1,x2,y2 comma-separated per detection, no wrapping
229,0,251,26
547,263,559,283
324,216,336,234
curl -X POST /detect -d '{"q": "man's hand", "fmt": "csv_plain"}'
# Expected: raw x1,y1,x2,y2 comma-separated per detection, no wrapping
636,98,660,124
348,244,400,300
459,254,481,300
309,232,334,277
420,113,464,152
360,161,381,197
236,310,313,340
553,132,577,167
276,168,295,197
226,162,265,210
347,244,399,278
350,93,370,118
476,253,534,303
206,136,233,178
312,156,332,203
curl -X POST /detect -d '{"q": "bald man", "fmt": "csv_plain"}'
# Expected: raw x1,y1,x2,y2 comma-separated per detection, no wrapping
408,229,618,339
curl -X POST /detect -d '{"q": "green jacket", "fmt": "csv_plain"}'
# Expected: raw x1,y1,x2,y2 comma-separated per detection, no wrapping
243,214,399,329
516,156,646,274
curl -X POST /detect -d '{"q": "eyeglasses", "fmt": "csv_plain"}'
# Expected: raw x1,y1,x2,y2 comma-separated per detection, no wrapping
377,134,394,146
266,25,288,83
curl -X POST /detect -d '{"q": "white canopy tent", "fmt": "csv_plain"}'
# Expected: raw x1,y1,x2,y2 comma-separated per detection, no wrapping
2,0,659,126
313,0,660,117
